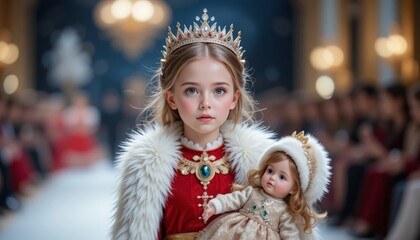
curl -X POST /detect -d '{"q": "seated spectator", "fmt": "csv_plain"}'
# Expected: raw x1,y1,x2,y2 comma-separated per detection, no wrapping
352,84,410,238
331,84,380,226
384,84,420,240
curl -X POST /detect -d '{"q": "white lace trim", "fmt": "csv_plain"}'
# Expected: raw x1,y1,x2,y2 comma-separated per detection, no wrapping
181,134,223,151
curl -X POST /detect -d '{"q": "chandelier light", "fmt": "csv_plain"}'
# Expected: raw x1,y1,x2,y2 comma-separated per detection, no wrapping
0,40,19,66
315,75,335,99
374,34,407,58
93,0,171,59
310,45,344,71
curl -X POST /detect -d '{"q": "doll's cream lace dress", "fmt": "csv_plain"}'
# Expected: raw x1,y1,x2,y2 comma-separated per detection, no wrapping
197,186,299,240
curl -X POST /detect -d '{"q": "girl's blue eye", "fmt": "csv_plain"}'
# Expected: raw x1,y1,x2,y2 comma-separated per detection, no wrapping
214,88,226,95
185,88,198,95
267,168,273,174
279,175,286,180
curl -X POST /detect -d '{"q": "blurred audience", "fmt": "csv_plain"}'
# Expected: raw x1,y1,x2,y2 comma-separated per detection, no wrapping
0,88,110,220
329,84,381,223
352,84,409,238
1,80,419,240
385,84,420,240
0,95,22,214
278,91,305,136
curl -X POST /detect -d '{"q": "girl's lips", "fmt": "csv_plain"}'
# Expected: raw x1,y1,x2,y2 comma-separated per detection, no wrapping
197,115,214,122
197,114,214,119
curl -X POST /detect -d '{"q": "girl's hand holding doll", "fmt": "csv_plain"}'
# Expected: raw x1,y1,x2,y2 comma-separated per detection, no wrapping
201,205,216,224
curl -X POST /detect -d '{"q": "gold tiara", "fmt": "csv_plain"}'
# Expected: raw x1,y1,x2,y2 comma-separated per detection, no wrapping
160,8,245,66
291,131,317,192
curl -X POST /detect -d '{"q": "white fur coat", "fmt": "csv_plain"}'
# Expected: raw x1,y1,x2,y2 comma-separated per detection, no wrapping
110,121,275,240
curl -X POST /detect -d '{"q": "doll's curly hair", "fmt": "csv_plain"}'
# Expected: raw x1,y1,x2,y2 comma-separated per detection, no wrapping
233,151,326,233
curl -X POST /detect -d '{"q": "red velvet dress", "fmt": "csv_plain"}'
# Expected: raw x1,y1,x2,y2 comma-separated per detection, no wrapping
162,143,235,237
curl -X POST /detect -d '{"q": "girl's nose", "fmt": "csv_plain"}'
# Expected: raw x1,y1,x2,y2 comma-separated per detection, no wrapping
200,96,211,109
200,103,210,109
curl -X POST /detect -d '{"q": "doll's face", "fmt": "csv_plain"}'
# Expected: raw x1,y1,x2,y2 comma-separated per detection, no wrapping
165,56,239,144
261,160,295,199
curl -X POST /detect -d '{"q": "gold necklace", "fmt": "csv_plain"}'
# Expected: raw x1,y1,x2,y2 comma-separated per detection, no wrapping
178,151,231,211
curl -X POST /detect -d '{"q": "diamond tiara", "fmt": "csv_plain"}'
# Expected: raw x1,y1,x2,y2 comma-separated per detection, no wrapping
161,8,245,66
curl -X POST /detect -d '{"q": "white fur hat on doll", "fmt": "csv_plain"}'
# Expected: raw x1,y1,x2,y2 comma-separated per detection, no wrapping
258,131,331,204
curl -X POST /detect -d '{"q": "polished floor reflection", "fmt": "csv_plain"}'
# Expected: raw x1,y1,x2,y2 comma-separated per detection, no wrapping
0,160,355,240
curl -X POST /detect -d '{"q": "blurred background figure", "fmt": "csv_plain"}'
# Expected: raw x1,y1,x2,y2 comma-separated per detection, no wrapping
61,91,102,167
278,92,305,136
43,94,67,170
0,94,22,214
99,88,121,162
351,84,409,238
385,84,420,240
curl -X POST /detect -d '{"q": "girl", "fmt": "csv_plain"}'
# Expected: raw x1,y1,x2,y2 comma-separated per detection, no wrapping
111,9,275,240
199,131,331,240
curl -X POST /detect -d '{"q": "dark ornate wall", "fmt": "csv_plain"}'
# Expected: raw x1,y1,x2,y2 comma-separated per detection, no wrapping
34,0,295,104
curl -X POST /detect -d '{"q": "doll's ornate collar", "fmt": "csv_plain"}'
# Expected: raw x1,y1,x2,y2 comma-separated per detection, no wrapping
180,134,223,151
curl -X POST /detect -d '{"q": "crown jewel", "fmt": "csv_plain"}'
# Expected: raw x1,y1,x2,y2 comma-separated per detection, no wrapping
161,8,245,66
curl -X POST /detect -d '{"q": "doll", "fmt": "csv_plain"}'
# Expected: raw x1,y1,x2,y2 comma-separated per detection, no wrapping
198,131,331,240
111,8,276,240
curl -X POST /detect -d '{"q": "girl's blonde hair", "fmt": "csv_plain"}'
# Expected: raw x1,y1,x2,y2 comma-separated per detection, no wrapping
233,151,326,233
141,42,256,126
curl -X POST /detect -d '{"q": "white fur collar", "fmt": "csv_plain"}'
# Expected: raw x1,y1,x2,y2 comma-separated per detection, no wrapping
111,121,275,240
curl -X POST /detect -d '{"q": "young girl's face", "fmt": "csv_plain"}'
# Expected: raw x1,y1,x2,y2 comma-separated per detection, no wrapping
165,56,239,143
261,160,295,199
